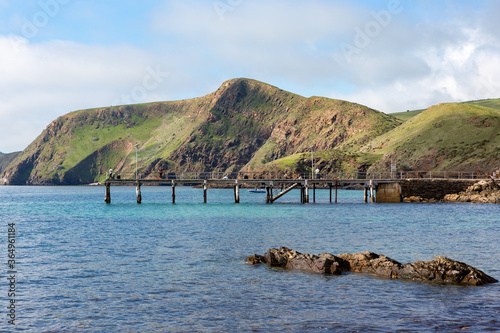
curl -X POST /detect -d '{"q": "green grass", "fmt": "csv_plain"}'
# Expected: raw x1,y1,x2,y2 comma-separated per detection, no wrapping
362,102,500,171
465,98,500,111
389,109,424,122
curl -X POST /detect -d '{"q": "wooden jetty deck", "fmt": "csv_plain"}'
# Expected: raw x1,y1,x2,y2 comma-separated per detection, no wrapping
103,177,414,204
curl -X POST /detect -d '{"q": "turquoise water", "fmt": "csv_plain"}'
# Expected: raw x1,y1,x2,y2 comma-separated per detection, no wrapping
1,186,499,332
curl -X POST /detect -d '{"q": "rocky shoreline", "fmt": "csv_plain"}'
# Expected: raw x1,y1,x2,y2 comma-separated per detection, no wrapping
403,180,500,203
443,180,500,203
247,247,498,286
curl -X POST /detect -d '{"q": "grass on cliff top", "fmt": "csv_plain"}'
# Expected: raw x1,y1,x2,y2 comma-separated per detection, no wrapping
389,109,424,122
465,98,500,111
362,103,500,157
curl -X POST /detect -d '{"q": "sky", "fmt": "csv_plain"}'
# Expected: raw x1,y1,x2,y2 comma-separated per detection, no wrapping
1,0,500,153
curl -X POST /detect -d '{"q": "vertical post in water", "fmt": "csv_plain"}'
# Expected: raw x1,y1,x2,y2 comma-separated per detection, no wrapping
234,179,240,204
369,180,375,203
313,182,316,203
304,179,309,204
105,182,111,203
364,186,368,203
203,180,207,203
329,184,332,203
171,180,176,204
136,181,142,204
335,180,338,204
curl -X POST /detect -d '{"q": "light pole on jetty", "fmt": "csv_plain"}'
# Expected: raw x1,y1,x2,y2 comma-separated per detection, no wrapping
134,144,139,180
310,146,314,179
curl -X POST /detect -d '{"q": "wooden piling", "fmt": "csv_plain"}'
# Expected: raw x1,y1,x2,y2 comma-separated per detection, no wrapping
313,182,316,203
304,180,309,204
364,187,368,203
105,183,111,203
266,184,271,203
329,184,332,203
369,180,375,203
203,180,207,203
234,180,240,204
136,181,142,204
171,180,176,204
335,180,338,204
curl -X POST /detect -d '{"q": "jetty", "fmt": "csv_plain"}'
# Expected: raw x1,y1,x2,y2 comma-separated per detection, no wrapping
103,171,492,204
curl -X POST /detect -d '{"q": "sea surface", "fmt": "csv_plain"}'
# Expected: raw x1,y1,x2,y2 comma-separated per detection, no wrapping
1,185,499,332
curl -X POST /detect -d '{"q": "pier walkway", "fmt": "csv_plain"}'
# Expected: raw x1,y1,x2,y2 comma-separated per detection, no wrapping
103,171,490,204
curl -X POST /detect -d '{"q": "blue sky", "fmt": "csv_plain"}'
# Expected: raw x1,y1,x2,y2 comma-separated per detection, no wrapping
1,0,500,152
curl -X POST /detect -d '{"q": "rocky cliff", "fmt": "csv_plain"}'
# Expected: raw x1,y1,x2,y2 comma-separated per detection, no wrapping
2,78,399,185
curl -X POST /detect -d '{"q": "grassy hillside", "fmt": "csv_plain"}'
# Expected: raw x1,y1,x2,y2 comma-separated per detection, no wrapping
390,110,424,122
465,98,500,111
3,78,400,185
362,103,500,172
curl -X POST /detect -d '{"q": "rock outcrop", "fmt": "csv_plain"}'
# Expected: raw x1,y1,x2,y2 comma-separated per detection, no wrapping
247,247,498,286
444,180,500,203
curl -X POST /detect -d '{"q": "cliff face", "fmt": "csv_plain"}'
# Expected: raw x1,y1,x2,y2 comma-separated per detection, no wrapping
2,78,399,185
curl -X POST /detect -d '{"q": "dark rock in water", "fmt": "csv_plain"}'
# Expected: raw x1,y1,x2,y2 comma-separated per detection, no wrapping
250,246,349,275
246,254,266,265
336,251,402,279
398,256,499,286
247,247,498,286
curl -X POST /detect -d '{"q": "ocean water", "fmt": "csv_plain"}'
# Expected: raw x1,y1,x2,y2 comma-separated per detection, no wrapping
1,185,499,332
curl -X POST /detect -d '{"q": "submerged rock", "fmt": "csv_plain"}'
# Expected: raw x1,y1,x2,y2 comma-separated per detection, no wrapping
246,247,498,286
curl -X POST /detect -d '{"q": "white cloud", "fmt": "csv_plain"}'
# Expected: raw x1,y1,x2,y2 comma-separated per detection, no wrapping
2,0,500,152
0,36,172,152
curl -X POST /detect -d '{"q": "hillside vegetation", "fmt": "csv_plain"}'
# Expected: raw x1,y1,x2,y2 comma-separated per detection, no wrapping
3,78,499,185
465,98,500,110
2,78,400,184
361,103,500,172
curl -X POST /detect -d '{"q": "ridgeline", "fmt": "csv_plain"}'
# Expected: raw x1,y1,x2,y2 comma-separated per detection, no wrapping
1,79,499,185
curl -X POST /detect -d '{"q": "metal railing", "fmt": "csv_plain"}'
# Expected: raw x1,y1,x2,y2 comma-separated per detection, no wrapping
106,170,493,181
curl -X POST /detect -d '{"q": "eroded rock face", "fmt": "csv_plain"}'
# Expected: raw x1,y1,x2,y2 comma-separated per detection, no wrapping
444,180,500,204
398,256,499,286
246,247,498,286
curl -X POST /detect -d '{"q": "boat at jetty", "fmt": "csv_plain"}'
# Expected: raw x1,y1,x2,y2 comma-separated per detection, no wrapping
249,189,266,194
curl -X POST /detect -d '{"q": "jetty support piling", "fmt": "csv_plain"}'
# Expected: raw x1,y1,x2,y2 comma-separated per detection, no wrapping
105,183,111,203
369,180,375,203
234,180,240,204
364,186,368,203
313,183,316,203
335,180,338,204
376,182,402,203
171,180,176,204
203,180,207,203
136,181,142,204
304,180,309,204
265,183,272,203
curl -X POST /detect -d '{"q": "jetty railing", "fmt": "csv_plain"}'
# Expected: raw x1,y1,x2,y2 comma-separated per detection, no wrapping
106,170,489,181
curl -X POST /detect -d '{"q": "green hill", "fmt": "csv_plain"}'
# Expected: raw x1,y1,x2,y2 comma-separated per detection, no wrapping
2,78,400,185
464,98,500,111
361,103,500,172
390,110,424,122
